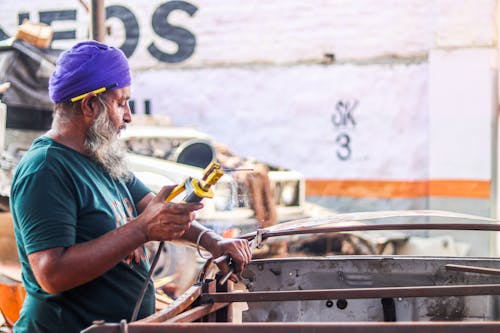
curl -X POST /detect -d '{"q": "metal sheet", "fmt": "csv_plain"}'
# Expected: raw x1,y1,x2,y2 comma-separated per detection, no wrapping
239,257,500,322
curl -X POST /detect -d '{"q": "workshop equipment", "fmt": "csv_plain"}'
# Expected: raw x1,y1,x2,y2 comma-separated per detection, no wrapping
165,161,224,203
83,210,500,333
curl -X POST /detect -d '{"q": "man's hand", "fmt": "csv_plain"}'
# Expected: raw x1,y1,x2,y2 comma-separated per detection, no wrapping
136,185,203,242
209,237,252,283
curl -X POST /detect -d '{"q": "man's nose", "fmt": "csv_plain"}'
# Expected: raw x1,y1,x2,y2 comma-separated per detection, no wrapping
123,102,132,123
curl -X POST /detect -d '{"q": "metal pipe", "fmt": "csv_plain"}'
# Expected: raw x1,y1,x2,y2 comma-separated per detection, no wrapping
201,283,500,303
241,223,500,241
90,0,105,42
82,321,500,333
445,264,500,276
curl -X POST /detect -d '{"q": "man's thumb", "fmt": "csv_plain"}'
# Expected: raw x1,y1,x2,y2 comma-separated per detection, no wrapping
157,184,179,202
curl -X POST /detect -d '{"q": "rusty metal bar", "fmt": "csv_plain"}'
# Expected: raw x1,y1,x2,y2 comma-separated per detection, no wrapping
137,285,202,323
241,223,500,241
82,321,500,333
203,279,217,322
201,284,500,303
445,264,500,276
90,0,105,42
164,303,229,323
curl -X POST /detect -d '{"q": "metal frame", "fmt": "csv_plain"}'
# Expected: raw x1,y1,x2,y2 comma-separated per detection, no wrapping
82,212,500,332
201,284,500,303
83,321,500,333
240,223,500,241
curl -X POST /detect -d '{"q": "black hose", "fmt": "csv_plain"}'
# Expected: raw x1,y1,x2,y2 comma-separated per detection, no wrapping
130,240,164,322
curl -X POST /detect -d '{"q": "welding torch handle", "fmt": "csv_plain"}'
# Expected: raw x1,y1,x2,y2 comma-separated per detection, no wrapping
165,183,186,202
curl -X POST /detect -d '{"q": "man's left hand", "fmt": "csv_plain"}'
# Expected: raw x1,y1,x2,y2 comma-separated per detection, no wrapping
211,238,252,283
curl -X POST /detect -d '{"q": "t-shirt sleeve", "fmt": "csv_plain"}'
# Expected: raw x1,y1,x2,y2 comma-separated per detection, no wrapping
11,165,77,255
125,174,151,205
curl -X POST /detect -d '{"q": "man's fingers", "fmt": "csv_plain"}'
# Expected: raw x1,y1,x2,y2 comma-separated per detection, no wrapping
245,245,252,263
221,251,246,274
160,212,196,227
213,239,253,275
233,255,245,273
156,185,178,202
237,239,252,264
230,240,252,265
166,221,191,232
172,230,186,239
216,260,231,277
164,201,203,214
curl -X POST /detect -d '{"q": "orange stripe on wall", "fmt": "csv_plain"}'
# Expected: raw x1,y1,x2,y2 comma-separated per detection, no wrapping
428,180,490,198
305,179,491,199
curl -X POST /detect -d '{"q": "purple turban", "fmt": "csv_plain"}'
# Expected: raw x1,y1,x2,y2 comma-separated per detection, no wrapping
49,41,131,103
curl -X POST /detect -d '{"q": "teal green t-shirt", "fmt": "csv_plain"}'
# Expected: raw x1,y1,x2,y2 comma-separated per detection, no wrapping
10,136,155,333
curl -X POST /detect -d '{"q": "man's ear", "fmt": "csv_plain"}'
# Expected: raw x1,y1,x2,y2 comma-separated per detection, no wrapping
80,94,98,118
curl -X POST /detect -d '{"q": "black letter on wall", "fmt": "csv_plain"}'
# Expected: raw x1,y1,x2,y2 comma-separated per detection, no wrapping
0,28,10,41
18,12,30,25
0,12,30,40
39,10,77,41
106,5,139,58
148,1,197,63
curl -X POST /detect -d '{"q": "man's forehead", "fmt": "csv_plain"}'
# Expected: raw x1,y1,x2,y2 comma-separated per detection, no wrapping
110,86,131,99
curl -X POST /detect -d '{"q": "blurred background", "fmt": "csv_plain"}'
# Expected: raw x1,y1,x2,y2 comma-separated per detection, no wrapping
0,0,498,256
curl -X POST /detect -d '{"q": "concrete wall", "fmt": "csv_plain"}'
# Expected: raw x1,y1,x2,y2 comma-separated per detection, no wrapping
0,0,498,254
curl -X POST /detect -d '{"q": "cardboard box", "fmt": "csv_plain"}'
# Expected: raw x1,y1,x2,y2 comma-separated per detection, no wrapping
15,20,53,49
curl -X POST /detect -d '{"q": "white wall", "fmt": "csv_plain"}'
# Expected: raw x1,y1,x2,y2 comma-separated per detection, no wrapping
429,49,497,181
132,63,430,180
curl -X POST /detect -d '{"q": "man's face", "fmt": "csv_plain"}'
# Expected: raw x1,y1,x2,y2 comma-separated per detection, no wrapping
83,86,132,180
105,86,132,134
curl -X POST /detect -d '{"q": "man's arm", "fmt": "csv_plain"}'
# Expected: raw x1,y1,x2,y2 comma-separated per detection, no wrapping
135,192,154,214
28,186,202,294
181,222,252,282
131,188,251,281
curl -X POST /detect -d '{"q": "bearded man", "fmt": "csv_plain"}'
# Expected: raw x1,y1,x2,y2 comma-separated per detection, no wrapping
10,41,251,333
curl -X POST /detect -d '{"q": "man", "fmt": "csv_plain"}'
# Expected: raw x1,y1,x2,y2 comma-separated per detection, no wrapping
10,40,251,333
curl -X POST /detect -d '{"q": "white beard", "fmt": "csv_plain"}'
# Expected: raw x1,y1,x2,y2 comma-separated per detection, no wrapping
84,107,130,180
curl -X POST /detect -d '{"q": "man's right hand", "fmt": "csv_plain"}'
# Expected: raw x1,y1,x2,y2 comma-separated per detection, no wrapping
137,185,203,241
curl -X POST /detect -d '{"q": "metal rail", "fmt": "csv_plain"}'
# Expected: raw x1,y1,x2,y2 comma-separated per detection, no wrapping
240,223,500,241
201,284,500,303
82,321,500,333
446,264,500,276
